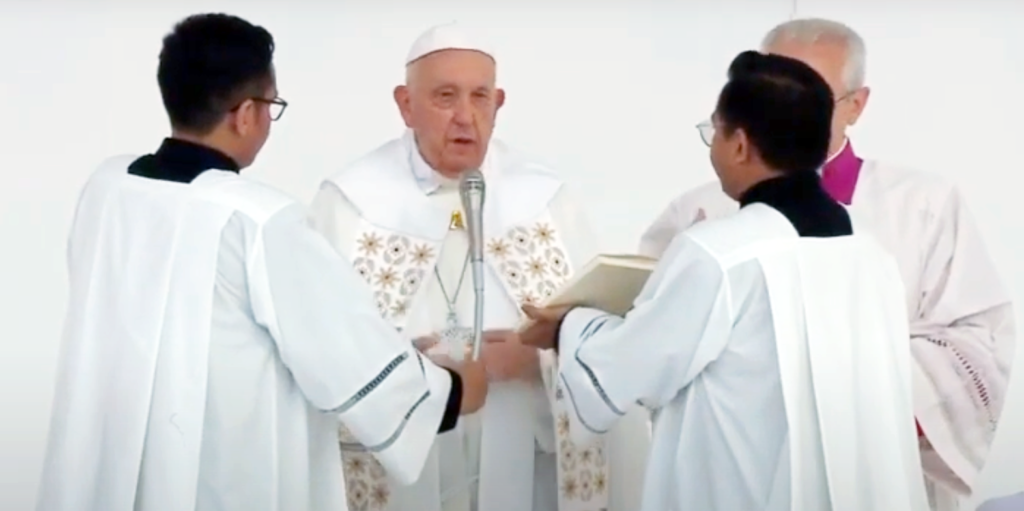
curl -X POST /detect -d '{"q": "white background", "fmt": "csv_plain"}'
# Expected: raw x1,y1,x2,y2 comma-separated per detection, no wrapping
2,1,1022,509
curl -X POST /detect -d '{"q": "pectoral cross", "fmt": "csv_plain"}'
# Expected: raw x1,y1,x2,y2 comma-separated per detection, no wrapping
449,210,465,230
439,311,473,360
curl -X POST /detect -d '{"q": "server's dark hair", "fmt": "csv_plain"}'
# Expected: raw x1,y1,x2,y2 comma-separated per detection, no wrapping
157,13,275,134
716,50,834,173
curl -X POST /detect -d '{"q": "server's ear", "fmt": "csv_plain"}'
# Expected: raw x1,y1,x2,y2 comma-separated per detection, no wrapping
230,98,259,137
725,126,752,165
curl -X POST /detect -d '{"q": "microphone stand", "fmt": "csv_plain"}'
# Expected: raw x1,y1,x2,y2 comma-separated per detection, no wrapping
451,257,484,509
459,170,486,362
453,170,486,507
469,260,484,361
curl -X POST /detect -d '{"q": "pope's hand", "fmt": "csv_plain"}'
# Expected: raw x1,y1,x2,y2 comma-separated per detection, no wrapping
519,304,574,351
480,329,540,382
429,354,488,415
456,358,489,415
411,334,439,353
414,332,474,369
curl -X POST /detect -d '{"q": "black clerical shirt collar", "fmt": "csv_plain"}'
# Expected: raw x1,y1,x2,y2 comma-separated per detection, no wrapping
738,170,852,238
127,138,240,184
739,170,822,207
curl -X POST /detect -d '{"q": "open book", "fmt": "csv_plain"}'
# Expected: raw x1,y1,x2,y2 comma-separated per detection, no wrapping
521,254,658,328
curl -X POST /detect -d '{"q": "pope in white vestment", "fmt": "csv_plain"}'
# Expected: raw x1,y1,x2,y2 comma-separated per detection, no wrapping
308,22,650,511
36,14,485,511
639,19,1016,510
518,50,930,511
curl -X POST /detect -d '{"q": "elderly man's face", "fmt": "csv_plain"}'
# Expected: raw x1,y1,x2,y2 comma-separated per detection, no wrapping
395,49,505,178
765,39,869,153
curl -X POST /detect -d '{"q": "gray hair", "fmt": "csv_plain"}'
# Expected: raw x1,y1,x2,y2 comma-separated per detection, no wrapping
761,18,866,92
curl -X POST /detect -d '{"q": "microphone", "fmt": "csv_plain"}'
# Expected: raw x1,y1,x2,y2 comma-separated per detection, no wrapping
459,169,486,361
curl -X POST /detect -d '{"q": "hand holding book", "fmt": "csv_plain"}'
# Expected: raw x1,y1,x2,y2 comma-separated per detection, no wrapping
518,254,658,328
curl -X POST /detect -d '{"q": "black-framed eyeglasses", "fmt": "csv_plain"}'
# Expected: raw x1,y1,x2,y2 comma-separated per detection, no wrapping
694,88,860,148
232,96,288,121
255,97,288,121
696,119,714,147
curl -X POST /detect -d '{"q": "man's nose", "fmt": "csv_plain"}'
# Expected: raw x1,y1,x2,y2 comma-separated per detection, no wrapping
452,96,473,124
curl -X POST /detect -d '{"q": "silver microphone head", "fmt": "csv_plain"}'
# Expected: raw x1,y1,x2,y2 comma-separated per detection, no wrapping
459,169,486,262
459,169,486,200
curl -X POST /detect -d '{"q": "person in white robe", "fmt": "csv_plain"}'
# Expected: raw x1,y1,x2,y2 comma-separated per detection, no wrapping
35,14,488,511
513,49,930,511
977,492,1024,510
637,18,1016,511
308,22,650,511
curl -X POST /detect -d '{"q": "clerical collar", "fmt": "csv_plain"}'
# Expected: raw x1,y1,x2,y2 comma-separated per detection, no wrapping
824,138,849,167
820,138,863,205
408,138,454,194
739,170,852,238
128,138,240,184
739,171,822,208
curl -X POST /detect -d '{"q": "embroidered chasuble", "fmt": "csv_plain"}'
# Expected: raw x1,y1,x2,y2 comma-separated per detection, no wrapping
309,132,651,511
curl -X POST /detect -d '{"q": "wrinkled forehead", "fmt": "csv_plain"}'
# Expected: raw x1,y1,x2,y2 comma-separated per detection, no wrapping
764,39,848,93
410,49,497,89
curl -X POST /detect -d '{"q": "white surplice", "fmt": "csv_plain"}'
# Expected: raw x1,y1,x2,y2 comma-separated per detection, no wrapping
978,492,1024,510
558,202,930,511
37,156,454,511
638,157,1016,510
308,130,651,511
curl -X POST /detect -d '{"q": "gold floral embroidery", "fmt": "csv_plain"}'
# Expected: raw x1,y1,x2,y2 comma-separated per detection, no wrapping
371,482,390,508
340,429,397,510
374,267,398,289
345,456,366,476
487,214,611,511
579,447,593,466
488,218,573,311
550,380,610,509
358,232,383,255
557,412,570,438
527,256,547,278
593,471,607,494
390,300,408,317
559,439,578,471
351,224,435,326
411,243,434,265
561,475,578,500
487,238,509,258
341,223,442,511
534,222,555,244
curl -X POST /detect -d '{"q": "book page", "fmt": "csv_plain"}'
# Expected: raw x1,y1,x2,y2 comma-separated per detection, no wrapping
520,254,657,329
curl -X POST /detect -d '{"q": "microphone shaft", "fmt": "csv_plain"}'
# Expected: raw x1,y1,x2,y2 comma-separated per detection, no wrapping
459,172,486,362
465,193,484,360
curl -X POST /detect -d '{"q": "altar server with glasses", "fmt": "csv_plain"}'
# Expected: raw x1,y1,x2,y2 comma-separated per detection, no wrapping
513,49,931,511
36,13,488,511
639,19,1015,511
